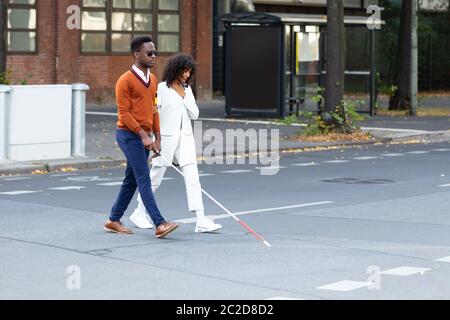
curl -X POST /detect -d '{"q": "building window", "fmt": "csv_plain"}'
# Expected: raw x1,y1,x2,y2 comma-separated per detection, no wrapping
81,0,180,54
7,0,37,53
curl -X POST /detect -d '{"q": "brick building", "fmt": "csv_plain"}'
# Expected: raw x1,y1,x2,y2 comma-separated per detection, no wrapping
5,0,213,104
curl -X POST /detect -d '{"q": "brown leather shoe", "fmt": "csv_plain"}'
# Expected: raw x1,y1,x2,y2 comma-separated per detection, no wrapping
104,220,133,234
155,222,179,239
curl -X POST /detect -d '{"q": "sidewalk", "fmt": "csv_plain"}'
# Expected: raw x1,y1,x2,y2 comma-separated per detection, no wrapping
1,100,449,175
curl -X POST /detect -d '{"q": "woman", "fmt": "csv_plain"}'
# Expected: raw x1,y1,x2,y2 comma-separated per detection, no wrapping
130,54,223,233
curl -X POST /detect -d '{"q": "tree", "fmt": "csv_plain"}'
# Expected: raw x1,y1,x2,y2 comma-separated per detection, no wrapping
389,0,417,113
0,0,6,75
325,0,346,114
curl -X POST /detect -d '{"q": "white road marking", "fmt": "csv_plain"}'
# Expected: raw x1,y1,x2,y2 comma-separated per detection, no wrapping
380,266,432,276
406,151,430,154
435,256,450,263
323,160,350,163
175,201,334,224
198,173,215,177
432,149,450,152
382,153,404,157
221,170,254,174
49,186,86,191
265,297,303,300
291,162,319,167
162,177,174,181
0,190,40,195
50,173,78,178
317,280,372,292
255,166,287,170
438,184,450,187
97,182,123,186
353,156,379,160
1,177,32,181
66,176,112,182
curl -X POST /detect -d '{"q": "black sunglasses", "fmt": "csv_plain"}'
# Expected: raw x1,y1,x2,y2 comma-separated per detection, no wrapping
146,50,158,57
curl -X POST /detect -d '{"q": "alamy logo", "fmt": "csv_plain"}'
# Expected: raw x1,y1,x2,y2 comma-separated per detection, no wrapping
367,5,382,30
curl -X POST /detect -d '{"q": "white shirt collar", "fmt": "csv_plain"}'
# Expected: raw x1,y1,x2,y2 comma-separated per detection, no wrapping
132,65,150,84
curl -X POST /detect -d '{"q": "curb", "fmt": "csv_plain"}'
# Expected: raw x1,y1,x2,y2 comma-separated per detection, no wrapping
0,138,394,176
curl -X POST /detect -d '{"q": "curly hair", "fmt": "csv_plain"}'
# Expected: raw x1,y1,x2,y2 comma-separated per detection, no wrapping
162,54,197,87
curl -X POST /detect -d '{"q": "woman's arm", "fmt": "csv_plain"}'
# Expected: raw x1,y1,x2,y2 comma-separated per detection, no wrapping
183,86,199,120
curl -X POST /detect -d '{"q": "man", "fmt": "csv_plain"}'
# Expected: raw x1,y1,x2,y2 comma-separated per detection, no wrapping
104,36,178,239
129,54,222,233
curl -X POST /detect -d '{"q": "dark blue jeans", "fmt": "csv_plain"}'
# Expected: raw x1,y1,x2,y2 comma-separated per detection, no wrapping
110,129,165,227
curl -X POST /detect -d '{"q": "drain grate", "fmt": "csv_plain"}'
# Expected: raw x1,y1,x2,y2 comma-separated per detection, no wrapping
322,178,395,184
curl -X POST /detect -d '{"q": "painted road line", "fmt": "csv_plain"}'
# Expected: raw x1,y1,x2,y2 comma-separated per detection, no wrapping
317,280,372,292
1,177,32,181
265,297,303,300
438,184,450,187
406,151,430,154
353,156,379,160
323,160,350,163
435,256,450,263
382,153,404,157
255,166,287,170
198,173,215,177
380,266,432,276
49,186,86,191
0,190,40,195
50,173,79,178
175,201,334,224
96,182,123,186
221,170,254,174
291,162,319,167
432,149,450,152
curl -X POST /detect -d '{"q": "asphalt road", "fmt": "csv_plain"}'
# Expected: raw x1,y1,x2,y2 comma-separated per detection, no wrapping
1,141,450,299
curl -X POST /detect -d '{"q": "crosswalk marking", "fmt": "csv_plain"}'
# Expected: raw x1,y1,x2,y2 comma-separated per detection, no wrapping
317,280,372,292
221,170,254,174
1,177,32,181
353,156,379,160
291,162,319,167
435,256,450,263
0,190,40,195
49,186,86,191
406,151,430,154
380,266,431,276
382,153,404,157
96,182,123,186
323,160,349,163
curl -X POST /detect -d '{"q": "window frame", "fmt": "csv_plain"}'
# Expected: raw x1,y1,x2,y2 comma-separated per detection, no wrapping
80,0,181,55
6,0,38,55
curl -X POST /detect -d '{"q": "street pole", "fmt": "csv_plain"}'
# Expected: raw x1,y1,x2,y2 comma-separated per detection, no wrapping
0,85,12,161
410,0,418,116
71,83,89,157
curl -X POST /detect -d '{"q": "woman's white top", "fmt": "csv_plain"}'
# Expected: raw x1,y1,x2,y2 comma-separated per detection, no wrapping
152,82,200,167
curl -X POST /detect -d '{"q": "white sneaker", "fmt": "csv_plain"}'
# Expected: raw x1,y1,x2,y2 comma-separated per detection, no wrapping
130,210,153,229
195,217,223,233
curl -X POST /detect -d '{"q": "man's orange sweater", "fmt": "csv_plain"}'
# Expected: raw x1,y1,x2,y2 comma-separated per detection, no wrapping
115,69,160,134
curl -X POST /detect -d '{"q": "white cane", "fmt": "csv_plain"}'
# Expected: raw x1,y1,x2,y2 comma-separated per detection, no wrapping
154,151,271,247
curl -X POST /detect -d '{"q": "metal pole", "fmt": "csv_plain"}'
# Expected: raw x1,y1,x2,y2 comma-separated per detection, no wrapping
410,0,418,116
0,85,12,161
370,28,376,116
71,83,89,157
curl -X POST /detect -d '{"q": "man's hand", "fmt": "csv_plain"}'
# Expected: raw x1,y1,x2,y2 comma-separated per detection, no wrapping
142,135,155,151
137,129,154,151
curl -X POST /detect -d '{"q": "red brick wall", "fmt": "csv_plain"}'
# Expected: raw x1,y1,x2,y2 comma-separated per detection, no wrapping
6,0,213,105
